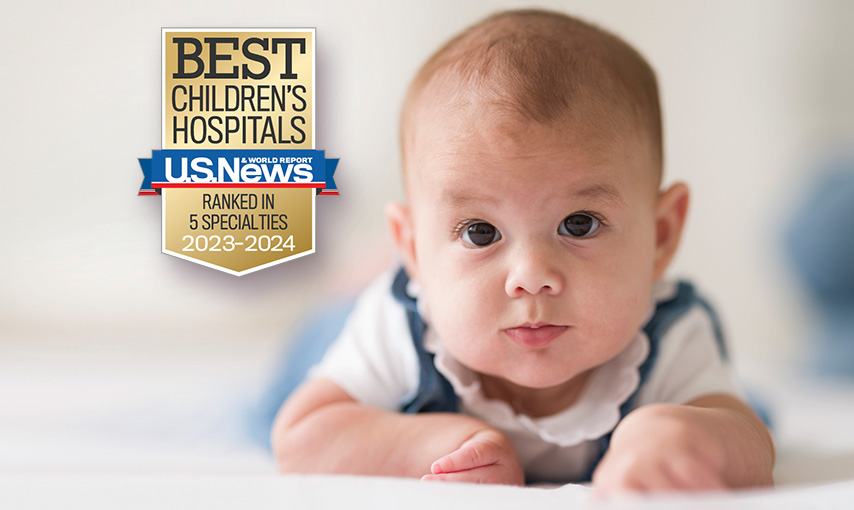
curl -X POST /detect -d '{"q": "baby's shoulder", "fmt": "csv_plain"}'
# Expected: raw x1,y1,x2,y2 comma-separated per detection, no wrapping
634,280,737,406
647,280,723,350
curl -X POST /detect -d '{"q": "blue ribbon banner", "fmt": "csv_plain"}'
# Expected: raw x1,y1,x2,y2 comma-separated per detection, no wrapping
139,149,338,195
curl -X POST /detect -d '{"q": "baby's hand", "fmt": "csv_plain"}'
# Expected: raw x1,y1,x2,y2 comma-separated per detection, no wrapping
421,429,524,486
593,404,727,493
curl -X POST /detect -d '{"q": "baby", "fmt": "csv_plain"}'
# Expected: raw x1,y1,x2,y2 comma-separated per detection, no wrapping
272,9,774,491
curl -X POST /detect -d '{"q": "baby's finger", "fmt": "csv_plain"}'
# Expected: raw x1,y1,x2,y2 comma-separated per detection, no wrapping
593,473,647,497
665,456,727,491
431,439,499,474
422,464,507,485
595,461,680,494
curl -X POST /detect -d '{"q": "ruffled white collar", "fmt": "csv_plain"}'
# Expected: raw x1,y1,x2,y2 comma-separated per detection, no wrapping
409,278,676,447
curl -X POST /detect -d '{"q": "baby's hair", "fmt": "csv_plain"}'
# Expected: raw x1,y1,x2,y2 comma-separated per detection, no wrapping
400,9,662,182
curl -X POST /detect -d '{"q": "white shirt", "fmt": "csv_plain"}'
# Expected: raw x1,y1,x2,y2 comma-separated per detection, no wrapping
310,269,741,482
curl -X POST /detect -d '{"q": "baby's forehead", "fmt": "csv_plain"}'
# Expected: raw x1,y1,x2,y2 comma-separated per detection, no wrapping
411,88,652,172
406,110,658,208
405,81,657,186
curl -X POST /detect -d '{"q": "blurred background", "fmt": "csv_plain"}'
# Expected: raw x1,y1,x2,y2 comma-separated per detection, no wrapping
0,0,852,482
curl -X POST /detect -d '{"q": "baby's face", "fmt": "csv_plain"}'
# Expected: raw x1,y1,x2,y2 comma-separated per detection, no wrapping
402,105,662,391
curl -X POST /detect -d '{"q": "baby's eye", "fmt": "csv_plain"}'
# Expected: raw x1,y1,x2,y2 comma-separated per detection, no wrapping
558,213,601,238
461,222,502,247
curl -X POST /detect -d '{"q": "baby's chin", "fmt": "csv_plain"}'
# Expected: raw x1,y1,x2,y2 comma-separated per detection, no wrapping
481,363,589,391
447,343,590,391
504,372,585,391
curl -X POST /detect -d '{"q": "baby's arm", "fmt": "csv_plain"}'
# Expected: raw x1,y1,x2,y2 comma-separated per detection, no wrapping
272,377,524,485
592,394,774,492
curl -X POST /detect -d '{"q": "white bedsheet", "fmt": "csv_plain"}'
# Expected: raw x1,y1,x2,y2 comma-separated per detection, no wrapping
2,333,853,507
1,475,853,510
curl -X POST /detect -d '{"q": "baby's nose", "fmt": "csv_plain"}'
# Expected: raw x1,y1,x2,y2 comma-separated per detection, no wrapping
504,244,563,297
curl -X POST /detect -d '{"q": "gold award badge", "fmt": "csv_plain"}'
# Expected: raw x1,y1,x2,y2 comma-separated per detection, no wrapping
138,29,338,275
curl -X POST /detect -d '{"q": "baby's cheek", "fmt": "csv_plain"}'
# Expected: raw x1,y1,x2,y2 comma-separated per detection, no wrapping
432,298,499,365
582,286,647,351
440,299,486,343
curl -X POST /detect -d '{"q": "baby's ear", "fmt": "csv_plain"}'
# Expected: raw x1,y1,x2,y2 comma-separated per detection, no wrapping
653,182,690,281
386,201,419,282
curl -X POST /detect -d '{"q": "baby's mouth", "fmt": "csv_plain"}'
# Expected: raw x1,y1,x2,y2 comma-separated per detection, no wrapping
504,323,567,349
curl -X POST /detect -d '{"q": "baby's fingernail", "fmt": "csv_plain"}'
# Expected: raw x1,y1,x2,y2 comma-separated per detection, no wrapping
431,460,443,474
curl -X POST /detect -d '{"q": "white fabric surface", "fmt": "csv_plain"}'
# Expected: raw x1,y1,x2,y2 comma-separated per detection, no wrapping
2,474,854,510
1,326,854,507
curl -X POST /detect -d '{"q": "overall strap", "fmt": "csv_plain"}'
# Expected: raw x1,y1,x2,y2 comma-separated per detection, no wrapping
577,281,727,483
391,267,458,414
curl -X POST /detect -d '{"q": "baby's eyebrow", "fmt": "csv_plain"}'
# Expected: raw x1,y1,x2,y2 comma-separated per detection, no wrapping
438,188,500,208
438,183,625,208
570,183,626,207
